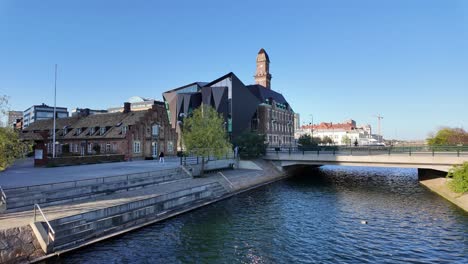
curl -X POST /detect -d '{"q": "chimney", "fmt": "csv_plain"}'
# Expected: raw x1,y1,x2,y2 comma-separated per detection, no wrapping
123,102,131,113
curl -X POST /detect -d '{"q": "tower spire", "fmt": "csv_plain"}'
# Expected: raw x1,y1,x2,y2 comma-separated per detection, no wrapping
254,48,272,89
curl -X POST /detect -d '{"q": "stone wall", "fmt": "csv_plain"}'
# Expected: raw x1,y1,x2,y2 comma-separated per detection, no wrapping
0,225,44,264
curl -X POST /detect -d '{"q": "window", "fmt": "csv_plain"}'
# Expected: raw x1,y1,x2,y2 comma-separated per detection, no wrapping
152,124,159,136
122,126,128,134
167,141,174,153
88,143,93,153
112,143,117,153
106,143,111,153
133,141,141,153
100,127,106,135
74,143,78,153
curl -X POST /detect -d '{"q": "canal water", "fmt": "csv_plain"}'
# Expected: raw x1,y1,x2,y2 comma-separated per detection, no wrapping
52,167,467,264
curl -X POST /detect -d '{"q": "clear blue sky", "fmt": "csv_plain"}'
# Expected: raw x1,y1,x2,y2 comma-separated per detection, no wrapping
1,0,467,140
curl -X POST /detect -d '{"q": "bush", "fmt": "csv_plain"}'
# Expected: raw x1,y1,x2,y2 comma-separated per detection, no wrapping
233,132,267,158
447,162,468,193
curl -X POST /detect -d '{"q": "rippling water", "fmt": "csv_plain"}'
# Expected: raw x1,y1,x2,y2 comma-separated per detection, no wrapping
50,166,467,264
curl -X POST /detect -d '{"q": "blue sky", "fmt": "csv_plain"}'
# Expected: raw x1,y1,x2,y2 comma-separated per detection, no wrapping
1,0,467,140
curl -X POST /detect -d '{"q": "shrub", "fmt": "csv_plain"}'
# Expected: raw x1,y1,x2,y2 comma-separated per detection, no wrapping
447,162,468,193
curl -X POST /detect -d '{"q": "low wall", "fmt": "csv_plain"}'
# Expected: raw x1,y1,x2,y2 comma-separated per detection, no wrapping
47,155,125,167
0,226,44,263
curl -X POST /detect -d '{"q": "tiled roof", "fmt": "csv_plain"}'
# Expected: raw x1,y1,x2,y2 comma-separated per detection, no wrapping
23,116,80,131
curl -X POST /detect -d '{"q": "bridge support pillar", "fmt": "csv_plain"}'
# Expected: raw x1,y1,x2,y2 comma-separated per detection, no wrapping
417,168,447,181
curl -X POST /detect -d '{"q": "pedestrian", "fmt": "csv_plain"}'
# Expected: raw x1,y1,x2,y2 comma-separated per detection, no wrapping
159,151,165,164
234,146,239,158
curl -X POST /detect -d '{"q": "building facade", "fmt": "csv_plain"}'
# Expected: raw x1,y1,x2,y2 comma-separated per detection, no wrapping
21,103,177,160
163,49,294,149
23,103,69,129
296,119,383,146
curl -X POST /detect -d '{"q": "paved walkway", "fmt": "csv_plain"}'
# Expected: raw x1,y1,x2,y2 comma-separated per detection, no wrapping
0,158,180,188
0,169,267,230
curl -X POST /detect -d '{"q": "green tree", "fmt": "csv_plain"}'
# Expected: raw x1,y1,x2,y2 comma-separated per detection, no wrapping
427,127,468,146
322,136,333,145
298,134,321,149
341,135,351,145
233,132,267,158
182,105,232,175
447,162,468,193
0,127,31,171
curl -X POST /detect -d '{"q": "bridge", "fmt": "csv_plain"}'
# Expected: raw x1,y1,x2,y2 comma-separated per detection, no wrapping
263,146,468,175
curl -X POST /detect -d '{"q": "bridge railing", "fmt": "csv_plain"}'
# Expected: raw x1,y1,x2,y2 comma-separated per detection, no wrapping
266,145,468,157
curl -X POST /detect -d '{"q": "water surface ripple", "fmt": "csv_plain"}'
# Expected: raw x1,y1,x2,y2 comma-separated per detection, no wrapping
51,166,467,264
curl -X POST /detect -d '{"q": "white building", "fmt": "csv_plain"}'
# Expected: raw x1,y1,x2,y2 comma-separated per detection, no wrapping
296,119,383,146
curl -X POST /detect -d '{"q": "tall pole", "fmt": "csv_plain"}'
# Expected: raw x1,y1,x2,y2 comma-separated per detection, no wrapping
52,64,57,158
309,114,313,138
375,114,383,143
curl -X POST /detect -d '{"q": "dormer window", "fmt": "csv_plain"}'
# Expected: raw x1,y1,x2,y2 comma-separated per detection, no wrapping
100,127,106,135
76,128,82,135
121,126,128,134
90,127,96,135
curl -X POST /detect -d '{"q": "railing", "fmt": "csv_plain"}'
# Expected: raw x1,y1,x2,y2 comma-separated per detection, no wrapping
267,145,468,157
33,204,55,245
180,152,236,166
4,166,182,193
0,185,6,205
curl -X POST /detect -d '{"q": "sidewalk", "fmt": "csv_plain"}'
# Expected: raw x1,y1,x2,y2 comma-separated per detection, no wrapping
0,158,180,188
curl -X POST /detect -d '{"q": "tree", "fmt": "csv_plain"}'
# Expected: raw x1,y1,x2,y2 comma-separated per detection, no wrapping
322,136,333,145
0,95,9,127
341,135,351,145
427,127,468,146
298,134,321,149
0,128,31,170
233,132,267,158
182,105,232,175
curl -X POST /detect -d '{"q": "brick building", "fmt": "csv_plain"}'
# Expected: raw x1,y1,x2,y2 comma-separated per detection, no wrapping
21,103,177,160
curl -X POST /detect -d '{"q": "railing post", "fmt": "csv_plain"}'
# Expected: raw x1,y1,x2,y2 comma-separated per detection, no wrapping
388,147,391,156
302,149,304,155
457,149,460,157
409,147,412,156
432,148,434,157
197,156,199,164
289,147,291,155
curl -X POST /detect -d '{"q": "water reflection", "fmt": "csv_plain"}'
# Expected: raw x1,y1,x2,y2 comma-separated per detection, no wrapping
50,166,467,264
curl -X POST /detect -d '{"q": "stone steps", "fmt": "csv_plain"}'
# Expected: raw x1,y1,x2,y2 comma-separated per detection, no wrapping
44,182,228,251
4,168,190,212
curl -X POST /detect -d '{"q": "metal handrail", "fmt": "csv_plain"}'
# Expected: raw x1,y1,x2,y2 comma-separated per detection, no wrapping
0,185,6,204
33,204,55,244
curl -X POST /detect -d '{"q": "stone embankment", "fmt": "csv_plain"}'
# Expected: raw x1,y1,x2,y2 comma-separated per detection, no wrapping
0,159,285,263
420,177,468,212
0,226,44,263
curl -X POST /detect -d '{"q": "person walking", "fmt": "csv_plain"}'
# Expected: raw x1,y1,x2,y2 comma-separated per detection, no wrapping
159,151,165,164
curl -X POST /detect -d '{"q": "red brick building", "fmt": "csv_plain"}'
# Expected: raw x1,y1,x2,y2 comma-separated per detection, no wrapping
21,103,177,160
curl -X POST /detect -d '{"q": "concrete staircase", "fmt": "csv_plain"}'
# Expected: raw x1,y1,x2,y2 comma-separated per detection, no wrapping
3,167,190,212
36,181,227,251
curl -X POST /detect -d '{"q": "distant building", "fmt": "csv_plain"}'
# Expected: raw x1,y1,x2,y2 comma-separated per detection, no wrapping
107,96,164,113
296,119,383,145
21,102,177,160
71,108,108,117
23,103,69,129
294,113,300,130
163,49,295,149
7,111,22,127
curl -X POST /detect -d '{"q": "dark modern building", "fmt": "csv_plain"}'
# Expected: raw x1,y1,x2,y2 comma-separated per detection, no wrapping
23,103,69,129
163,49,295,149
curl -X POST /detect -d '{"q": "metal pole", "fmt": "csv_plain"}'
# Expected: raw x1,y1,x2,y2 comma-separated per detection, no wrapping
52,64,57,158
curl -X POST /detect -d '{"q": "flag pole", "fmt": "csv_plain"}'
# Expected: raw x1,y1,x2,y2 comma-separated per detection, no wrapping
52,64,57,158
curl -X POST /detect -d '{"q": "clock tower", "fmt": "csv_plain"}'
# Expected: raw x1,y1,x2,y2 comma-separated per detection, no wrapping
254,48,272,89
